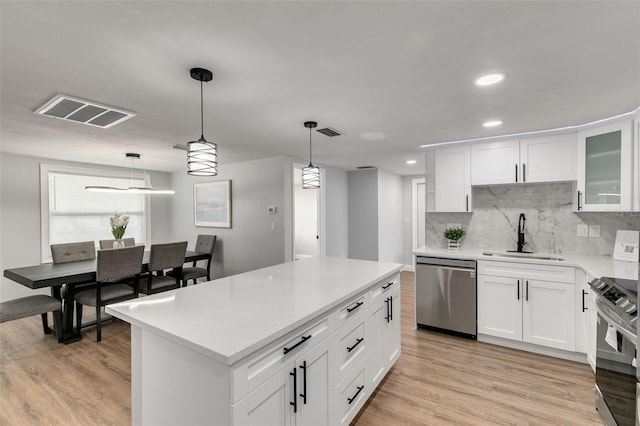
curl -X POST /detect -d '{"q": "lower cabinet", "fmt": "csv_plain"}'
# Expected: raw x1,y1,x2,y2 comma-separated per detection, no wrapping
477,261,576,351
233,273,400,426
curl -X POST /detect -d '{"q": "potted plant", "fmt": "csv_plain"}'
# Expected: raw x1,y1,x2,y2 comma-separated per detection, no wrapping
444,227,465,249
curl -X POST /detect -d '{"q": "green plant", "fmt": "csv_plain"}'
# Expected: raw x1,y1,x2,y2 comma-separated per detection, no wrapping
444,227,465,241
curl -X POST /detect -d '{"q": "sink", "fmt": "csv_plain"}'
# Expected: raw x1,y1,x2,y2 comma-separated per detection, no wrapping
482,250,564,261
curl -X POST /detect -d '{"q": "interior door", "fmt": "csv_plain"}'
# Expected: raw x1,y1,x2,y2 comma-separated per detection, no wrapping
293,165,322,260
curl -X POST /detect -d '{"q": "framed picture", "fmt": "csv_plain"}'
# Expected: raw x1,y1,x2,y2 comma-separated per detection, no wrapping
194,180,232,228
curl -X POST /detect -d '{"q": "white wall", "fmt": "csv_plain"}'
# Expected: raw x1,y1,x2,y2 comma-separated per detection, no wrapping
323,166,349,258
0,153,172,302
377,169,403,264
401,175,423,267
348,169,378,261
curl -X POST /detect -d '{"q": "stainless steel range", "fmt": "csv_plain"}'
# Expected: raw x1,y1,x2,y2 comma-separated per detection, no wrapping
591,276,639,426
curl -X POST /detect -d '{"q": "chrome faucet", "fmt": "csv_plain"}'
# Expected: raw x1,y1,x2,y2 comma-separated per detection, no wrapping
517,213,527,252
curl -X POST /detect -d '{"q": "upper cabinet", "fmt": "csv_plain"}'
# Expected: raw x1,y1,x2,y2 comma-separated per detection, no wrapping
575,120,633,212
471,134,577,185
425,145,472,212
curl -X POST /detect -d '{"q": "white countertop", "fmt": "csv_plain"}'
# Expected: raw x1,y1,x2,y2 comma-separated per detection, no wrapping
414,246,638,280
106,257,402,365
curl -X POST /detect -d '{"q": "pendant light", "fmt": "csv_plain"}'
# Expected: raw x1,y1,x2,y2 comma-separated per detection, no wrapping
302,121,320,189
85,153,175,194
187,67,218,176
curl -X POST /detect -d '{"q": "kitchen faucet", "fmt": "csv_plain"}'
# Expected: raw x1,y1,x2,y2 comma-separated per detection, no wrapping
517,213,527,252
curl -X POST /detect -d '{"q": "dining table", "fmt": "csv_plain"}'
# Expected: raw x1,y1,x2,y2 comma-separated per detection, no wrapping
3,250,210,343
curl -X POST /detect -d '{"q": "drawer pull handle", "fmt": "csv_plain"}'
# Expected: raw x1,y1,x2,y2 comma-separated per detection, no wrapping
283,335,311,355
385,297,391,323
299,360,307,405
582,290,588,312
346,301,364,313
347,385,364,405
290,368,297,413
382,282,394,290
347,338,364,353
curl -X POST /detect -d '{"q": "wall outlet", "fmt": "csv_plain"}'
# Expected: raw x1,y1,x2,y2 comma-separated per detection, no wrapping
589,225,601,238
577,224,588,237
446,223,461,230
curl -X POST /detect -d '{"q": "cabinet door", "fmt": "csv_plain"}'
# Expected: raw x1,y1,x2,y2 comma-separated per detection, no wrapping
522,280,575,351
576,120,633,211
382,286,401,367
520,134,576,183
574,270,589,354
477,275,522,340
366,296,385,388
296,339,330,426
471,140,520,185
587,288,597,373
435,145,471,212
232,366,293,426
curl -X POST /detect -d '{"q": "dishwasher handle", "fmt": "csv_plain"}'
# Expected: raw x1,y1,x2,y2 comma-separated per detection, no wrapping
416,257,476,270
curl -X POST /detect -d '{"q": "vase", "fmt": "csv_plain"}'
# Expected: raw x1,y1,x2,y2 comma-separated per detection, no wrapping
448,239,460,250
113,239,125,249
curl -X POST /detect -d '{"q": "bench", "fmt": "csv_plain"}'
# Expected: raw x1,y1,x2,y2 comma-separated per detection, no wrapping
0,295,63,343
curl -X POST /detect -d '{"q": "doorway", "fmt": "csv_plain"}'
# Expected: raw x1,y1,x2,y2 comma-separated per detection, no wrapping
412,177,426,250
293,164,324,260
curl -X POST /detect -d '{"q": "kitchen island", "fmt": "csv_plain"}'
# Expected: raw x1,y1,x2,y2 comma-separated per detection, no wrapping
107,257,402,426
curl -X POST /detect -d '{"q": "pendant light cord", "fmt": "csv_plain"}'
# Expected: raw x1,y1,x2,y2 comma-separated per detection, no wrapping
309,126,313,165
200,79,204,140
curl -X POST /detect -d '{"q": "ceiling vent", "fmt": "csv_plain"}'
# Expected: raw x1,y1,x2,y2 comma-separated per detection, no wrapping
34,94,135,128
316,127,342,137
356,166,376,169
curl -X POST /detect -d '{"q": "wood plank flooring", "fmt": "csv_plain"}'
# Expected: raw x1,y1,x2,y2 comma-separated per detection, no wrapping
0,272,603,425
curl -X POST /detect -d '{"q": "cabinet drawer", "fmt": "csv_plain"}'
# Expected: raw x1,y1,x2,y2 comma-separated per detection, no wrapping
331,318,366,384
333,359,367,426
478,260,575,283
231,316,333,403
369,274,400,309
334,294,367,330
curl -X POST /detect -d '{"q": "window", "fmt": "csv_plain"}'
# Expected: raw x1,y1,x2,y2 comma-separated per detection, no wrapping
40,164,150,262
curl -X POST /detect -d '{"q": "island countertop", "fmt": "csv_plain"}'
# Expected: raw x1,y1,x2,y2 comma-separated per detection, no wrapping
107,257,402,365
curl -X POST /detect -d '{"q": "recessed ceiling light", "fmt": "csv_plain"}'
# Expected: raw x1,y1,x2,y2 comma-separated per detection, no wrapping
475,73,505,86
483,120,503,128
406,160,417,165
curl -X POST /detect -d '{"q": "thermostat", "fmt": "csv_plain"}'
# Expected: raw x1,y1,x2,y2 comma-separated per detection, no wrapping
267,206,277,214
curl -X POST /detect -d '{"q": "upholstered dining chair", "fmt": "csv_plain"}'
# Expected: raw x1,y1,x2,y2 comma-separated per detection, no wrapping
176,235,217,287
98,237,136,249
140,241,188,295
74,245,144,342
0,295,63,343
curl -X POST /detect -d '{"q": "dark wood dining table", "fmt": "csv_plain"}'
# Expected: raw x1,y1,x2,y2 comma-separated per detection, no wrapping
3,250,209,343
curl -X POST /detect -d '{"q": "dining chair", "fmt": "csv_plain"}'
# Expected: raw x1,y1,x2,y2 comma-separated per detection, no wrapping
140,241,188,295
0,295,63,343
176,235,217,287
98,237,136,249
74,245,145,342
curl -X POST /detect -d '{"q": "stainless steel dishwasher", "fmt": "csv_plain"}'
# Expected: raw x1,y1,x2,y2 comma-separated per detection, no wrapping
415,256,477,339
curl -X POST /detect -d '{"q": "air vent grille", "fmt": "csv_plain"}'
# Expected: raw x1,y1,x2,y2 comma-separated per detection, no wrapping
357,166,376,169
316,127,342,137
35,94,135,128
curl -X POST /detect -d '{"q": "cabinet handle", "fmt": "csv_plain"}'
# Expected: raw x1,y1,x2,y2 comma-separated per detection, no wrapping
522,163,526,182
347,338,364,353
290,368,297,413
526,281,529,301
390,295,393,321
517,280,520,300
582,290,588,312
299,360,307,405
466,194,469,212
346,301,364,313
515,164,518,183
382,282,394,290
347,385,364,405
283,334,311,355
385,298,390,323
577,190,582,211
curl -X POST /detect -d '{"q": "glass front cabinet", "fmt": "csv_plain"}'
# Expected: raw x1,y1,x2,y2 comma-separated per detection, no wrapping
575,120,633,212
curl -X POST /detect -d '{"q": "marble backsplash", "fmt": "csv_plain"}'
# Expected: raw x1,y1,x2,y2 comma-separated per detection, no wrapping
426,182,639,256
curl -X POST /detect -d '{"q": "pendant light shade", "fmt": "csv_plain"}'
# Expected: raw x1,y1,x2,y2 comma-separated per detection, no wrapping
302,121,320,189
187,67,218,176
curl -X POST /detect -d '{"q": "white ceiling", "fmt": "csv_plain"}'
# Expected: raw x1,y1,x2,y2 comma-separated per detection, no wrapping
1,1,639,176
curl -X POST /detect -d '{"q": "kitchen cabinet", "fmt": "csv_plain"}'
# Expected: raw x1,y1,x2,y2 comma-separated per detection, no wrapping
477,260,576,351
425,145,472,212
575,120,633,211
574,269,596,373
471,134,576,185
366,276,401,388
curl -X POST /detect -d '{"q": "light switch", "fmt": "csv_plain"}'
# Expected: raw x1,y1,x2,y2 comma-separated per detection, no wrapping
589,225,600,238
271,222,276,231
577,224,588,237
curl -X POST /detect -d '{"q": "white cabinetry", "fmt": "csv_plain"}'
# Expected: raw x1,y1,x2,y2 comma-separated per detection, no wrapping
471,134,576,185
425,145,472,212
574,269,597,373
575,120,633,211
477,261,576,351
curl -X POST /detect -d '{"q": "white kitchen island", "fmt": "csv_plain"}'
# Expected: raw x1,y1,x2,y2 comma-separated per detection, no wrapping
107,257,402,426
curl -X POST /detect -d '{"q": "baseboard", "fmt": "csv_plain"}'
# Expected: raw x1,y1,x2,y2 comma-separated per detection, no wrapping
402,264,414,272
478,334,588,364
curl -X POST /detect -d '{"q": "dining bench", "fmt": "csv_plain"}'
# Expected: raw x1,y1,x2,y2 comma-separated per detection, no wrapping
0,295,63,343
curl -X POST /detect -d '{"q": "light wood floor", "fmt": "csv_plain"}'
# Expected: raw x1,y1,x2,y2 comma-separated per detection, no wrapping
1,272,603,425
